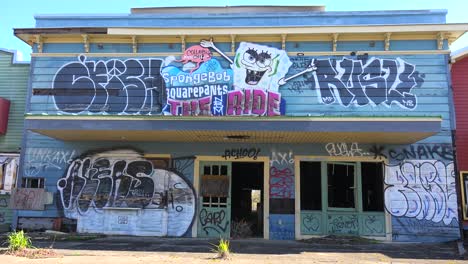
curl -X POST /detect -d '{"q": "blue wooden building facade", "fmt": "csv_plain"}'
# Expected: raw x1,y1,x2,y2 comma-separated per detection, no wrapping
12,6,468,242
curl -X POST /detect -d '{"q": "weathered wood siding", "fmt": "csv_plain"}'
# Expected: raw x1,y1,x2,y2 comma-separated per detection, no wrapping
20,39,458,242
453,56,468,171
0,50,29,152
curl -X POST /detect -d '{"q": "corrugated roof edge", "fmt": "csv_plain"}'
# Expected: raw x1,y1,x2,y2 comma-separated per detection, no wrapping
0,48,30,64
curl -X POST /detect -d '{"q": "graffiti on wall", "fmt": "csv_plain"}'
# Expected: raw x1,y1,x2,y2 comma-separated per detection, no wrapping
384,160,457,225
53,55,166,114
327,214,359,235
221,148,260,160
10,188,46,210
198,208,229,235
270,167,294,199
388,144,453,162
57,149,196,236
302,213,320,233
24,148,77,176
50,40,318,116
270,151,294,166
269,150,295,199
162,40,314,116
325,142,370,157
287,56,425,109
48,42,428,115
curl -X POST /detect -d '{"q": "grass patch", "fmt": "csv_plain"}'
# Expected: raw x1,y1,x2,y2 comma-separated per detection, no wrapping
2,230,61,259
211,238,231,259
6,230,32,251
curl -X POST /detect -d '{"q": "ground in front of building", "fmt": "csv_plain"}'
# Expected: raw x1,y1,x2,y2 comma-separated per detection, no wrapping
0,234,466,263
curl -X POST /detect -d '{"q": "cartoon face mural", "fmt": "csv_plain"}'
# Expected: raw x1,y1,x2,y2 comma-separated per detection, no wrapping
160,39,313,116
232,42,292,92
57,149,196,236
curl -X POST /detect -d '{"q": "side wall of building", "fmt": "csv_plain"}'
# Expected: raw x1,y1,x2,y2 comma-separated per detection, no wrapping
0,50,29,231
0,50,29,152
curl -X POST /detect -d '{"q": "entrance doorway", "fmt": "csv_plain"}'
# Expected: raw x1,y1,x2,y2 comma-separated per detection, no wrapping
299,161,386,237
231,162,264,238
196,161,265,239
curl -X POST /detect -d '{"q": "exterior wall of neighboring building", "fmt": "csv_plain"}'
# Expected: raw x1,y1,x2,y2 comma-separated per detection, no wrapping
0,49,29,232
15,8,461,242
451,48,468,230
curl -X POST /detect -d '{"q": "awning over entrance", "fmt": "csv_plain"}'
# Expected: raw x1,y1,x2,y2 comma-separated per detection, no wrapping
0,98,10,135
25,116,442,144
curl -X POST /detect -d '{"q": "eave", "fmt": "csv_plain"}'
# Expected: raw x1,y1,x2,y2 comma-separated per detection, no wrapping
14,23,468,48
24,116,442,144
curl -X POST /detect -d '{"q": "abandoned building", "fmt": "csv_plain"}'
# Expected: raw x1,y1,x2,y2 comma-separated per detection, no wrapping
10,6,468,242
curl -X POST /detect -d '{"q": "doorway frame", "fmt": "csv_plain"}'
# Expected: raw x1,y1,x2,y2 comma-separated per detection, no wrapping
193,156,270,239
294,155,391,241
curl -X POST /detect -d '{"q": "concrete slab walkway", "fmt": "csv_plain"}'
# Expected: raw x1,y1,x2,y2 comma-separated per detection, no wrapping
1,235,466,263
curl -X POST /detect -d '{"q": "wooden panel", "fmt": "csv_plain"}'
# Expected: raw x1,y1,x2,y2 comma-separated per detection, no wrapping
360,213,386,237
300,210,323,235
327,212,359,235
10,188,46,210
0,194,12,232
201,175,229,197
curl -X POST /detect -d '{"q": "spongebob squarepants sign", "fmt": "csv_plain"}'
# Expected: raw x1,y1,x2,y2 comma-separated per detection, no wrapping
162,40,316,116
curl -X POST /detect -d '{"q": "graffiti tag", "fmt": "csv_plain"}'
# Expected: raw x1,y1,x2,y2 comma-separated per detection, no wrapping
221,148,260,160
325,142,368,157
384,160,457,225
199,209,229,235
269,167,294,199
313,57,425,109
52,55,166,114
388,144,453,162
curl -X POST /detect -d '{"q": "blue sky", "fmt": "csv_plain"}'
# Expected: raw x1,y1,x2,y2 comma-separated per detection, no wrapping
2,0,468,61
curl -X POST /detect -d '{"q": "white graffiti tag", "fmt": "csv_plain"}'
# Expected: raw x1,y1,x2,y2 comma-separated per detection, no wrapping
325,143,368,157
270,151,294,166
384,160,457,225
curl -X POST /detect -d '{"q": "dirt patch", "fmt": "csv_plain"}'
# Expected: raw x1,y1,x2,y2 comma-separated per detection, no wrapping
2,248,61,259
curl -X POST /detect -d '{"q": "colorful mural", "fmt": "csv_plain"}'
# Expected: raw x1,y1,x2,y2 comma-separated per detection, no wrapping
49,40,430,117
50,40,319,117
162,40,310,116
